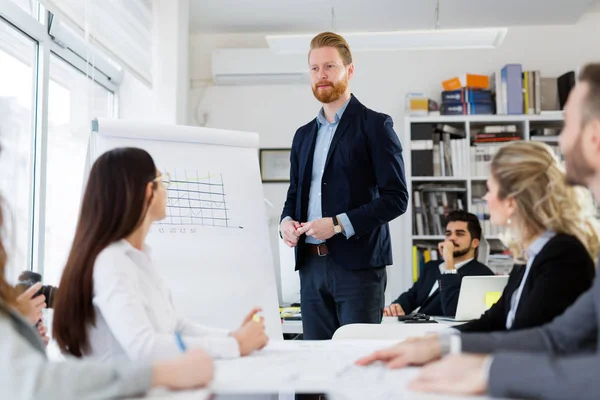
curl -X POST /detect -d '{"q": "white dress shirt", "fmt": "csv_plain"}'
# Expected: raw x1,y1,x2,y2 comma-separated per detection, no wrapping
86,239,240,363
426,258,474,298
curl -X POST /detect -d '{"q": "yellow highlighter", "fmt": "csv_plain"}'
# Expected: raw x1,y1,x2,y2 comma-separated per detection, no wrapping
252,313,261,322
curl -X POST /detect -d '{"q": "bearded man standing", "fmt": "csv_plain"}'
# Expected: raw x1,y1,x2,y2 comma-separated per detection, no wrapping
279,32,409,340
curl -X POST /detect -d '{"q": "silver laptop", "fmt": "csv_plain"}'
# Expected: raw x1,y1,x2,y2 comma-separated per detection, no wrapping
439,275,509,322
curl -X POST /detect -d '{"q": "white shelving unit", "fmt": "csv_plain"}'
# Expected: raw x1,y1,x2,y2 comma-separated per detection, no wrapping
401,113,564,280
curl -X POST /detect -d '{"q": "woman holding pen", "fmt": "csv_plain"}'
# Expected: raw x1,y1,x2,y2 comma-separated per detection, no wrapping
52,147,268,363
0,147,213,399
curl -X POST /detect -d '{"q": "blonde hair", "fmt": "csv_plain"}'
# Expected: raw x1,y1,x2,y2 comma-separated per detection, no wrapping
491,141,600,263
309,32,353,66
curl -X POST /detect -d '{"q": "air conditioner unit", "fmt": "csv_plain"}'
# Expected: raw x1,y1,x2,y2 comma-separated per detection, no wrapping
211,48,309,85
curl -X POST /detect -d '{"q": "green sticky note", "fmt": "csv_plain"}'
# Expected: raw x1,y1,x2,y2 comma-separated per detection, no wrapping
485,292,502,309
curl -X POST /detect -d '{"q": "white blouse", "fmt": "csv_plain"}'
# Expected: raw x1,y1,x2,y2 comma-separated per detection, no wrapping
86,239,240,363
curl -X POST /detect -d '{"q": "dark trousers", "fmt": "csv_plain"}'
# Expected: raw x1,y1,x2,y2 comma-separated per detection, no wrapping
299,252,386,340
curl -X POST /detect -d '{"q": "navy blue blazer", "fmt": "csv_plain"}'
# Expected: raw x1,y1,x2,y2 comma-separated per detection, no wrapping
281,94,409,270
393,259,494,317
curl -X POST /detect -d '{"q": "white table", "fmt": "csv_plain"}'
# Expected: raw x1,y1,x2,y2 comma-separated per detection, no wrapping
138,341,502,400
281,320,303,335
282,316,461,337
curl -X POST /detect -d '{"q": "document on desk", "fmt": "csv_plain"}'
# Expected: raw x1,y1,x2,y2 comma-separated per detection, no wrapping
212,340,419,397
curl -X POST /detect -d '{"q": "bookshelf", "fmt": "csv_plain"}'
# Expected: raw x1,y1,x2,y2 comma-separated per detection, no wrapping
402,113,564,278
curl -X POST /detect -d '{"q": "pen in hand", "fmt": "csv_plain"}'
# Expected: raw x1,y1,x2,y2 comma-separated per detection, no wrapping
175,332,187,352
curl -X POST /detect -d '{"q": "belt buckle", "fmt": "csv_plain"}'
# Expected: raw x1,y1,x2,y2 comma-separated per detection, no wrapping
317,244,326,257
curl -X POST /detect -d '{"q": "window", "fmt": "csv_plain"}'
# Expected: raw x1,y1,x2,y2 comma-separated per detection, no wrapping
8,0,39,18
0,18,37,283
43,53,114,286
1,3,121,285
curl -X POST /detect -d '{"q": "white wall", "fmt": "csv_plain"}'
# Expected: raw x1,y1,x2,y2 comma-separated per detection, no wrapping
118,70,157,120
187,12,600,303
119,0,190,123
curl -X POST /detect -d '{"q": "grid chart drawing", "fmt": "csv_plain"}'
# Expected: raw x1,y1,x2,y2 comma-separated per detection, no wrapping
157,169,241,228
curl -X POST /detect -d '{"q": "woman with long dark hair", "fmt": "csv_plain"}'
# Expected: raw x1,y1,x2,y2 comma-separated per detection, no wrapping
53,147,267,362
0,150,213,399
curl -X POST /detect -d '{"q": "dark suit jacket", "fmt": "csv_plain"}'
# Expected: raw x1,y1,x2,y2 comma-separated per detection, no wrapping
460,255,600,400
280,94,409,270
393,259,494,317
457,234,596,333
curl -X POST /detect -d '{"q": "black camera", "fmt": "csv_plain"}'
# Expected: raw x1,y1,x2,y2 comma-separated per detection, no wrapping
15,271,58,309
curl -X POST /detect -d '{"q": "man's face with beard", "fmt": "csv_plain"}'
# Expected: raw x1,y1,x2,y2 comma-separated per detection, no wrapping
308,46,353,104
560,82,597,186
445,221,478,258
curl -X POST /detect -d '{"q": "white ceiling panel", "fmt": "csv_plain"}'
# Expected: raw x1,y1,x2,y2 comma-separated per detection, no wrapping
190,0,597,33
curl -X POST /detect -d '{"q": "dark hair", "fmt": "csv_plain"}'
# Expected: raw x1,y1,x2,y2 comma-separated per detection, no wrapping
52,147,157,357
578,63,600,126
445,210,482,241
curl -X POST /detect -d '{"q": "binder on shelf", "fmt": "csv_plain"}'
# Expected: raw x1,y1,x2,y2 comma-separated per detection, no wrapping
441,102,494,115
501,64,523,115
441,88,493,104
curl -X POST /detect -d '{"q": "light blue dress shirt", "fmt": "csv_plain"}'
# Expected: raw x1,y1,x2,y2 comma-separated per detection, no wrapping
505,230,556,329
305,98,355,244
283,97,355,244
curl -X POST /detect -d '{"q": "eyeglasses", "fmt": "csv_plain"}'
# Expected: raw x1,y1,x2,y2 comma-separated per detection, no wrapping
152,172,171,188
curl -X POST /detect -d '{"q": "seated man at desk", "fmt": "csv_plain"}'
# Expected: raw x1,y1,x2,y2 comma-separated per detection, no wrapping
384,210,494,317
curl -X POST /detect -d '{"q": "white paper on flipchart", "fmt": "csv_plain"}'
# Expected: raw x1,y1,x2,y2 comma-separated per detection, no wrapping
212,340,420,395
87,118,282,340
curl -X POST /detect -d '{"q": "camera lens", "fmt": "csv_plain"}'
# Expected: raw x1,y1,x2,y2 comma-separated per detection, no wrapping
41,285,57,309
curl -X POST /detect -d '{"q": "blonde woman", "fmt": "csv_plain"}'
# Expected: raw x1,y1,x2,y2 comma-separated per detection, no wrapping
357,140,599,368
457,140,598,332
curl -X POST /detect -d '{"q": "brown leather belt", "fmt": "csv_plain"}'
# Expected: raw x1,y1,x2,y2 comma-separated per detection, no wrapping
306,243,329,256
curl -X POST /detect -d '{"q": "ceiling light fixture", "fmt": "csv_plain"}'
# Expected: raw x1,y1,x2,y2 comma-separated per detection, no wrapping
266,1,507,53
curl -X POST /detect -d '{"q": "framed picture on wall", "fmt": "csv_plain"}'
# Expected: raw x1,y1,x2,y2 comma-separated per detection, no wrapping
259,148,291,183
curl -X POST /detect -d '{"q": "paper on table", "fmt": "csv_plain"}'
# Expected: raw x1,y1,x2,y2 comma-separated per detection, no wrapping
212,340,420,394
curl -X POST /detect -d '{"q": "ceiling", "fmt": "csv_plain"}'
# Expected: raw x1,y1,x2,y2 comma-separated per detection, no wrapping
189,0,597,34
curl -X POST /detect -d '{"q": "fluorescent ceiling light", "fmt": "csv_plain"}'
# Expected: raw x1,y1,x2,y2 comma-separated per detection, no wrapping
266,28,507,53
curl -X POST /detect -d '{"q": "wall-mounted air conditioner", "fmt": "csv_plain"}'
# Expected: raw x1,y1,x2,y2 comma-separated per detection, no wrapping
211,48,309,85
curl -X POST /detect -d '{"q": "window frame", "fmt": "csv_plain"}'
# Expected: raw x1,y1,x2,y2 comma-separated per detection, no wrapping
0,0,119,275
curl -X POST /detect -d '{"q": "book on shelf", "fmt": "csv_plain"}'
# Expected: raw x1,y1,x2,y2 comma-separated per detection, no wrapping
412,184,467,236
441,102,494,115
522,70,543,114
434,66,570,116
442,73,489,91
412,245,439,282
411,124,468,177
470,141,564,176
441,88,493,104
557,71,576,109
488,253,515,275
540,77,560,111
470,199,505,238
501,64,523,115
470,145,499,178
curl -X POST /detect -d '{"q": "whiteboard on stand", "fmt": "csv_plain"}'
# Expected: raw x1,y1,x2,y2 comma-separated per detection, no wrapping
87,118,282,340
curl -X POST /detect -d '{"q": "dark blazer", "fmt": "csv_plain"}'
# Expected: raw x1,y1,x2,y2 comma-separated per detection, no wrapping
280,94,409,270
393,259,495,317
457,234,596,333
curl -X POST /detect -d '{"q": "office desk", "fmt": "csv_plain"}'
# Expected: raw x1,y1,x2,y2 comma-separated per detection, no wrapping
138,341,504,400
142,390,499,400
281,320,303,335
282,316,461,337
382,316,463,326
